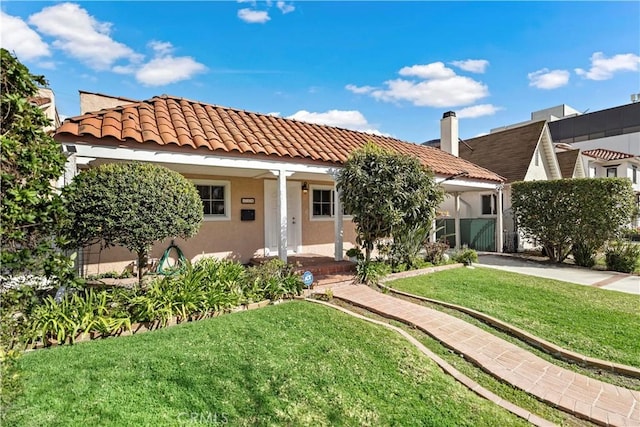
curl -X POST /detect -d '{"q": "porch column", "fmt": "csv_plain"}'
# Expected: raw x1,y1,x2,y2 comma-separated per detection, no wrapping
334,186,344,261
271,169,294,262
496,185,504,253
454,192,461,249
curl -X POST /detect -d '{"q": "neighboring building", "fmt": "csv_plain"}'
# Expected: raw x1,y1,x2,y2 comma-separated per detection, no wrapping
437,114,562,252
555,148,586,179
582,148,640,228
31,87,60,133
54,94,504,275
490,101,640,156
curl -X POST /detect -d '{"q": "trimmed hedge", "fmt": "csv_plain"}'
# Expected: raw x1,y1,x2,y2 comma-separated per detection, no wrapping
512,178,635,264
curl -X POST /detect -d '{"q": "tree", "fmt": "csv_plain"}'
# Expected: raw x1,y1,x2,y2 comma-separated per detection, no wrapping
0,48,69,279
337,143,444,264
63,162,204,284
511,178,635,264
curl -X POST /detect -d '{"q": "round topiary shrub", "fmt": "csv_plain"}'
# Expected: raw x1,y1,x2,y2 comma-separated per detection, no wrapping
63,162,203,284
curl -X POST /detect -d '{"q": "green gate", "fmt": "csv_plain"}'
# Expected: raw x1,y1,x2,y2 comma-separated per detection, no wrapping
436,218,496,252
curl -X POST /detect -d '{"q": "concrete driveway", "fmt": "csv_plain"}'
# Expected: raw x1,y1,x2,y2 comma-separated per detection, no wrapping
477,254,640,295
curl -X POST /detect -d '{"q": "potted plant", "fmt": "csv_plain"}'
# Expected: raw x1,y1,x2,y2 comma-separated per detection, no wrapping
345,247,363,262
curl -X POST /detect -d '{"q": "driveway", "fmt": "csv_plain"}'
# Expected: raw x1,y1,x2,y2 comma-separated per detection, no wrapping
477,254,640,295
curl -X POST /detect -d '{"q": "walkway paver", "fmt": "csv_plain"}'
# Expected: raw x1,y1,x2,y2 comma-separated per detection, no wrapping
332,284,640,427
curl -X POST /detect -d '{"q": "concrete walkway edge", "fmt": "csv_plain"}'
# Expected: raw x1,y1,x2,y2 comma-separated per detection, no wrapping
306,298,556,427
382,285,640,378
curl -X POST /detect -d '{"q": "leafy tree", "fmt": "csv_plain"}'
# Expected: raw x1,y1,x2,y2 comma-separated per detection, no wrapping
337,143,444,264
511,178,635,264
0,48,69,278
63,163,204,284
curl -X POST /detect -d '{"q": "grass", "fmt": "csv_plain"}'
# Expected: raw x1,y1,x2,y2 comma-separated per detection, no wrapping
389,267,640,367
331,299,591,427
5,302,527,427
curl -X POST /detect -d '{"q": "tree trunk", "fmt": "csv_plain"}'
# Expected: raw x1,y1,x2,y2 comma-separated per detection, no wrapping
137,250,147,287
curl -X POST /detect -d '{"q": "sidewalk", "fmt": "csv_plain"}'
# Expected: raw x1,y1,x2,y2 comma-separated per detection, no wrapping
478,254,639,295
332,284,640,426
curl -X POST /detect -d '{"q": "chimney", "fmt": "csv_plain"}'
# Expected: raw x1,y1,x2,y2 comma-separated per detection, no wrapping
440,111,459,157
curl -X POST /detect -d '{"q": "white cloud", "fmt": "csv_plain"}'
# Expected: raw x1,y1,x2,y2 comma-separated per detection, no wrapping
351,61,490,108
28,3,142,70
575,52,640,81
149,40,174,56
267,112,281,117
135,41,206,86
238,8,270,23
287,109,388,135
456,104,503,119
450,59,489,73
399,62,455,79
0,11,50,60
277,1,295,14
345,84,375,94
528,68,570,89
371,76,489,108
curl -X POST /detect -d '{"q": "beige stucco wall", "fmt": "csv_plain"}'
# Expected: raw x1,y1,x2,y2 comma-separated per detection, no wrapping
80,92,137,114
80,175,357,275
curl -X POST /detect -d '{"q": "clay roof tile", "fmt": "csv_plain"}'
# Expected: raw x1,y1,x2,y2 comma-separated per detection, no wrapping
54,94,504,183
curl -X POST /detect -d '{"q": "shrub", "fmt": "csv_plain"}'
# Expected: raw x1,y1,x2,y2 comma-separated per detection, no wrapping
424,240,450,265
1,49,70,280
572,241,597,268
246,259,303,301
452,247,478,265
337,143,443,262
512,179,635,263
605,241,640,273
63,163,204,285
355,261,390,286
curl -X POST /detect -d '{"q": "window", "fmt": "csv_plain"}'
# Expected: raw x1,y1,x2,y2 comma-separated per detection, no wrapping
633,166,638,184
606,167,617,178
312,189,333,217
481,194,497,215
310,186,349,220
194,181,230,220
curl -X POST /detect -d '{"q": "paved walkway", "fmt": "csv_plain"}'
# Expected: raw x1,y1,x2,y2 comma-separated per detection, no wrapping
478,254,640,295
332,284,640,426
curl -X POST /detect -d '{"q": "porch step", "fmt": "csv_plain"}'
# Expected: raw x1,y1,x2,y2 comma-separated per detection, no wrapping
249,255,356,277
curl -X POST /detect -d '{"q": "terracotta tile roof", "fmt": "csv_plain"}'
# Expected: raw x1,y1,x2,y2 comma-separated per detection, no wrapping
30,96,51,107
458,121,546,183
556,149,580,178
55,95,504,183
582,148,635,161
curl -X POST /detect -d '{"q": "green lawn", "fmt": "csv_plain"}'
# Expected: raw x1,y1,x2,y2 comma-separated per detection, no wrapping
5,302,526,427
390,267,640,367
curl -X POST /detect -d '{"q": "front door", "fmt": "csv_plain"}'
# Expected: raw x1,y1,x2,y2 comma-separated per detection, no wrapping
264,180,301,256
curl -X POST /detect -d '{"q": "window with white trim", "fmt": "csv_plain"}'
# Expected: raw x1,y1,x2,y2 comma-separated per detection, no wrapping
606,167,617,178
632,165,638,184
310,186,349,220
194,181,230,220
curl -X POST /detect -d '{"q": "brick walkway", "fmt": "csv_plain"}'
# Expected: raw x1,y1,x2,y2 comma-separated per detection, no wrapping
332,284,640,427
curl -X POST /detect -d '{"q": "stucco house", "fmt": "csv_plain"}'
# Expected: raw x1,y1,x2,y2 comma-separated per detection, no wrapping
54,93,504,275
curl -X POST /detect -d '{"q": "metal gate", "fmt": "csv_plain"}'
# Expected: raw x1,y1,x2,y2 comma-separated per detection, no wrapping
436,218,496,252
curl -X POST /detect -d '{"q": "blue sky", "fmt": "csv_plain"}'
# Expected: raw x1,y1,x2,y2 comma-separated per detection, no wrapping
2,1,639,142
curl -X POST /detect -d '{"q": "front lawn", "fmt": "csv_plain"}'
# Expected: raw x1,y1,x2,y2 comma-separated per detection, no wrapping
5,302,526,427
390,267,640,367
